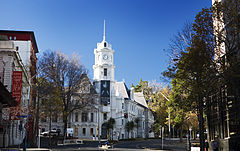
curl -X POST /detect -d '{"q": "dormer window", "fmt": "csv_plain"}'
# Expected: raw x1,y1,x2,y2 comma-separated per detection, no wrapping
104,42,107,47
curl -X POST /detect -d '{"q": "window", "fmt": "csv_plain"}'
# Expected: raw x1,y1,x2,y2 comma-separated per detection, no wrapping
104,42,107,47
82,113,88,122
91,113,94,122
104,68,107,76
103,113,107,120
1,67,5,83
122,103,124,109
90,128,94,136
82,128,86,136
122,119,124,125
75,113,78,122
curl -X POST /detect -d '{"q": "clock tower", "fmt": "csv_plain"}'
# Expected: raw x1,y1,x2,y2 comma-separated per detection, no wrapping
93,21,115,82
93,21,115,104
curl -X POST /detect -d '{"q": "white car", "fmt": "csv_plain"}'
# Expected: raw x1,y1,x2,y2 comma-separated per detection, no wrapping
41,130,58,136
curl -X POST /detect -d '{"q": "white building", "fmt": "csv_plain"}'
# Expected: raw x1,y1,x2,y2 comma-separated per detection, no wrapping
0,36,30,147
40,22,154,140
40,74,100,139
92,22,154,140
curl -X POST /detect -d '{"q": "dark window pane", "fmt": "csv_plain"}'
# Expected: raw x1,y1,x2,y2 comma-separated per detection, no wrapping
104,68,107,76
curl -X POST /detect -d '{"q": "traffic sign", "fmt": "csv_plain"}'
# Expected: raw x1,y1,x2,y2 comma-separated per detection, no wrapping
17,115,27,118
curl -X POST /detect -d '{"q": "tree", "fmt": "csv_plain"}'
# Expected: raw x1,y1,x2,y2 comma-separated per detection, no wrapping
37,77,62,146
184,112,199,140
125,121,134,139
148,83,172,137
38,51,95,137
163,7,216,151
169,78,195,142
132,78,153,100
103,118,115,140
164,1,240,150
133,79,171,137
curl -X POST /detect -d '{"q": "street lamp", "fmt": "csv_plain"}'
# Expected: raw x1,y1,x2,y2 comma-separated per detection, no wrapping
98,97,101,147
23,72,35,151
159,91,171,139
23,64,55,151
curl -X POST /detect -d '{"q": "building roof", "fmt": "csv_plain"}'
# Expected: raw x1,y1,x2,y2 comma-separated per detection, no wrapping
134,92,148,108
116,82,129,99
0,30,38,53
79,73,98,95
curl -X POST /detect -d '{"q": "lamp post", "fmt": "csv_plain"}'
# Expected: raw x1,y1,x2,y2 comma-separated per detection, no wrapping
23,64,54,150
159,91,171,139
98,97,101,147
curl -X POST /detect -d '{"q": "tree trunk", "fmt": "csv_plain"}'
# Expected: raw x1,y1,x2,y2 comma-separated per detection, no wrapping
112,129,114,140
180,126,183,143
63,111,68,139
198,96,205,151
49,109,52,148
33,95,40,147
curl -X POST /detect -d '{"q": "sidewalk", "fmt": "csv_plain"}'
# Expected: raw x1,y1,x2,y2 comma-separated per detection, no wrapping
0,148,51,151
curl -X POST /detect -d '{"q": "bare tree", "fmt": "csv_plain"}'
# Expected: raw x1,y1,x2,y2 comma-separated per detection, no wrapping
38,51,95,137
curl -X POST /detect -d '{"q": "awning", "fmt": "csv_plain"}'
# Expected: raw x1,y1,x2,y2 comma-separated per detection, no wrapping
0,82,18,107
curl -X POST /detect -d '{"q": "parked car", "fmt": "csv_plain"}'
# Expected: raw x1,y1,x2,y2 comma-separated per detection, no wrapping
41,130,58,136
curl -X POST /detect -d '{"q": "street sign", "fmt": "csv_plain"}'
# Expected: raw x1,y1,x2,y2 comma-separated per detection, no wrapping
17,115,27,118
67,128,73,134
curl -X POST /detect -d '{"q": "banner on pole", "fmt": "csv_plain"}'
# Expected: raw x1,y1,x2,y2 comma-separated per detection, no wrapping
10,71,23,120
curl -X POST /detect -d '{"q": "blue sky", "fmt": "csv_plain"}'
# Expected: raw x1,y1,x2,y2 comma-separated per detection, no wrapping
0,0,211,87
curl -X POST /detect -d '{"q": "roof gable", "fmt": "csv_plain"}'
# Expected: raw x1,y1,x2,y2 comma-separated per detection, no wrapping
134,92,148,108
116,82,129,99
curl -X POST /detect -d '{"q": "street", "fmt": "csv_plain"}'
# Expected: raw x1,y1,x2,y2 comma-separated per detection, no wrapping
48,139,188,151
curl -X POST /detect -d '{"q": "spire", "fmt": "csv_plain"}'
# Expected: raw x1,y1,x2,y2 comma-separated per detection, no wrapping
103,20,106,41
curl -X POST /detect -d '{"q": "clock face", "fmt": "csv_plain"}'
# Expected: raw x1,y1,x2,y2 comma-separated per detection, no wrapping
103,54,108,60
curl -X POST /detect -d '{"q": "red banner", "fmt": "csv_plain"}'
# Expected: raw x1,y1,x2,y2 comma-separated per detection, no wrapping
10,71,23,120
12,71,22,105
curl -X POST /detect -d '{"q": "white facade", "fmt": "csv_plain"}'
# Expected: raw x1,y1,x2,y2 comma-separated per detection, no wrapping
40,23,154,140
13,41,32,69
0,40,30,147
92,23,154,140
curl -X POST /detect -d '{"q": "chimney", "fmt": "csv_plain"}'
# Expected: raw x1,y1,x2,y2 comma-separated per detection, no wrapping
130,87,134,100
